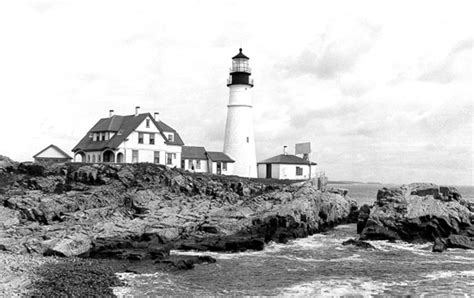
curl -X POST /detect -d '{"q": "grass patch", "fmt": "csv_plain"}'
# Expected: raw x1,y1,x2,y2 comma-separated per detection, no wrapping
29,258,123,297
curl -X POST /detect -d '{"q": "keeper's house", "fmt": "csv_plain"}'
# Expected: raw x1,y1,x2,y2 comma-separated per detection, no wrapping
33,144,72,163
72,107,184,167
257,148,317,180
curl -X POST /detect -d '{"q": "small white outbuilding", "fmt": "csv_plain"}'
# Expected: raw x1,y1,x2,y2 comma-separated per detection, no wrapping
33,144,72,163
257,153,317,180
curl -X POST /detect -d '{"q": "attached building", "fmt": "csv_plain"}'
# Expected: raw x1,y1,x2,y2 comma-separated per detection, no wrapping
207,151,234,175
181,146,209,173
33,144,72,163
72,108,184,167
257,154,317,180
181,146,234,175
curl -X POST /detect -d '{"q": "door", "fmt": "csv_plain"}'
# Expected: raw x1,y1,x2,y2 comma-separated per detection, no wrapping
266,164,272,178
217,162,222,175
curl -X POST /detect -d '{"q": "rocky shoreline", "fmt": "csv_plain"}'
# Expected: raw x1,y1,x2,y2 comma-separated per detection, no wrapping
1,160,472,295
0,161,358,295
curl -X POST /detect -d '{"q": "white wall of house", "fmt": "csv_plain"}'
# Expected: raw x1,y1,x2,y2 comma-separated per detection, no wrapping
257,163,279,178
209,161,234,175
112,115,181,167
182,159,208,173
257,164,317,180
36,146,68,159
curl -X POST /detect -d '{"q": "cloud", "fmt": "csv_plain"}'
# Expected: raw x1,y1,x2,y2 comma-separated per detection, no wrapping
283,20,380,79
419,39,472,83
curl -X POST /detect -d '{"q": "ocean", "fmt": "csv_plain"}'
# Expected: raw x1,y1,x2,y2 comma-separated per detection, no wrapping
114,184,474,297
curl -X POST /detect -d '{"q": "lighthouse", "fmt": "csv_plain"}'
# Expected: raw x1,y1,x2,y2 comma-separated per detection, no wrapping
223,48,257,178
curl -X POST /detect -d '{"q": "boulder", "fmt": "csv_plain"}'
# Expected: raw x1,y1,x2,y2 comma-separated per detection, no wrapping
342,238,376,249
360,183,473,250
43,234,92,257
356,204,371,233
432,237,447,253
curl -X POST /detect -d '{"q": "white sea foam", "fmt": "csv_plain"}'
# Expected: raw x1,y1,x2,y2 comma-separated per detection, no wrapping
367,240,431,252
423,270,474,280
171,249,267,260
280,278,391,297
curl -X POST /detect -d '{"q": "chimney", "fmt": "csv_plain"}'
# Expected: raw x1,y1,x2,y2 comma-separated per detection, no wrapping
283,145,288,155
109,109,114,117
135,106,140,116
154,112,160,122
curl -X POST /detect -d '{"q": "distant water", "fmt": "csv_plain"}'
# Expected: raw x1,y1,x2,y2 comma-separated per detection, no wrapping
328,183,474,205
114,184,474,297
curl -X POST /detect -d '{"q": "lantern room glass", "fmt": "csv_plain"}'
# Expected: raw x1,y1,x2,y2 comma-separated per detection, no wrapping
231,58,251,73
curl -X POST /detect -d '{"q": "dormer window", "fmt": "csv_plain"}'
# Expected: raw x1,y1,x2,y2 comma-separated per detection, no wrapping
167,133,174,142
101,132,106,141
146,119,150,128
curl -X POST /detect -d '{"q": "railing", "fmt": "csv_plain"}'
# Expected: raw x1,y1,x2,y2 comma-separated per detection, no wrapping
229,66,252,73
227,77,254,86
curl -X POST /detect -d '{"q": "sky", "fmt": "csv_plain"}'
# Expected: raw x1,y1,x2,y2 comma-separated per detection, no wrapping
0,0,472,185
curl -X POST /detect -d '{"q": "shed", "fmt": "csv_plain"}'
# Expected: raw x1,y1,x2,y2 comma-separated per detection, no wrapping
33,144,72,163
257,154,317,180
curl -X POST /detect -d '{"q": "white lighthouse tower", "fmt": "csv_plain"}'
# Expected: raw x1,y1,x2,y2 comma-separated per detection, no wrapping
223,48,257,178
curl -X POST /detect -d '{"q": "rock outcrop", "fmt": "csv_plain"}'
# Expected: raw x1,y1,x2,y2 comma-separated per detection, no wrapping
0,162,357,260
358,183,473,251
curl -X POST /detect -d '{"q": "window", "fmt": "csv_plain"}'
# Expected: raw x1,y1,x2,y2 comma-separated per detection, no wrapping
196,160,201,170
138,133,144,144
296,167,303,176
166,153,173,165
222,162,227,171
154,151,160,164
167,134,174,142
98,154,101,162
146,119,150,128
149,133,155,145
191,160,195,170
87,155,91,162
101,133,105,141
132,150,139,163
92,155,96,163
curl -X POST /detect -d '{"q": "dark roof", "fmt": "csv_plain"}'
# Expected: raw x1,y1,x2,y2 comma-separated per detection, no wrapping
73,113,184,152
33,144,72,159
232,48,249,59
182,146,207,160
207,151,235,162
257,154,317,165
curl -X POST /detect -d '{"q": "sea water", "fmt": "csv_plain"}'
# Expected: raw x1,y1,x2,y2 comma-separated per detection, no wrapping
114,184,474,297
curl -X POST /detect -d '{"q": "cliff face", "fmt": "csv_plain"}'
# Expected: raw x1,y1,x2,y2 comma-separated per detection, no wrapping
0,162,357,258
358,183,474,251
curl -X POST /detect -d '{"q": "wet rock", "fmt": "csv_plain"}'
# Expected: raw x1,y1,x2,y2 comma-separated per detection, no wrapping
446,234,474,250
357,204,371,234
432,237,447,253
342,238,376,249
176,235,265,252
